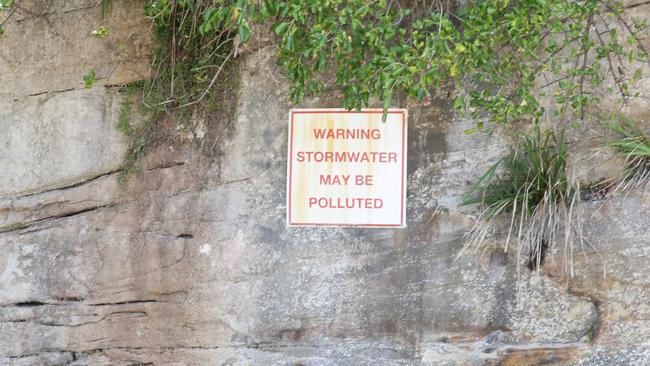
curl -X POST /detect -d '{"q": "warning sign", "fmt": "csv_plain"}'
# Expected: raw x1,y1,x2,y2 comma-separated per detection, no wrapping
286,109,407,227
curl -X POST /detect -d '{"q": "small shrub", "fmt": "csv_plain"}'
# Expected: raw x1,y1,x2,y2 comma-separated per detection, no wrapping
460,126,584,275
83,69,97,89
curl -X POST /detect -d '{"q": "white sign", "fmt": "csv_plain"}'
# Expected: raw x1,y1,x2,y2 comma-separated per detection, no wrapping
286,109,407,227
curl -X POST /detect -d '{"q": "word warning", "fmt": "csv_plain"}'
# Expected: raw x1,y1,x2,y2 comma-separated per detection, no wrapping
286,109,407,227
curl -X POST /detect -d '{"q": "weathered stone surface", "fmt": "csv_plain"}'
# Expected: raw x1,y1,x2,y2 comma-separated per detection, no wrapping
0,0,149,197
0,1,649,365
546,188,650,359
0,88,127,197
0,44,599,365
0,0,151,97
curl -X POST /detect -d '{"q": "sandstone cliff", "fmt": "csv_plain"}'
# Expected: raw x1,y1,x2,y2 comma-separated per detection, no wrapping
1,1,650,365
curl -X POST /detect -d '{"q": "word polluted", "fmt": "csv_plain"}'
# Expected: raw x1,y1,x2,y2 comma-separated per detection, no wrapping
287,109,408,227
309,197,384,209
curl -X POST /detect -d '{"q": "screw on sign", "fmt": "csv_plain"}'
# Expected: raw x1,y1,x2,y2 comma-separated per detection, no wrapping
286,109,407,228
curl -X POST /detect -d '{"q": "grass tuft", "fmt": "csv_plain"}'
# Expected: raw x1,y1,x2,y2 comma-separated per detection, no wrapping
99,0,112,20
604,116,650,193
460,126,584,275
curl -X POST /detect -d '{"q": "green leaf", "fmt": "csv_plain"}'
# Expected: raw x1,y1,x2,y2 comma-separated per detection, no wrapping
453,95,466,110
274,22,288,36
460,158,502,206
239,22,250,43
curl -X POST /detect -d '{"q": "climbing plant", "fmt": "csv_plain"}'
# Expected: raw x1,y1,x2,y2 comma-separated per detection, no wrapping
140,0,648,128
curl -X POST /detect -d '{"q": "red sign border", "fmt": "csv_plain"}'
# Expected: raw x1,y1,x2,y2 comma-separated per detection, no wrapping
286,109,407,228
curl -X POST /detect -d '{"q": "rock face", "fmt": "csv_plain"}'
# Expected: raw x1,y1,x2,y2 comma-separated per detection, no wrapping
0,1,649,365
0,0,150,197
